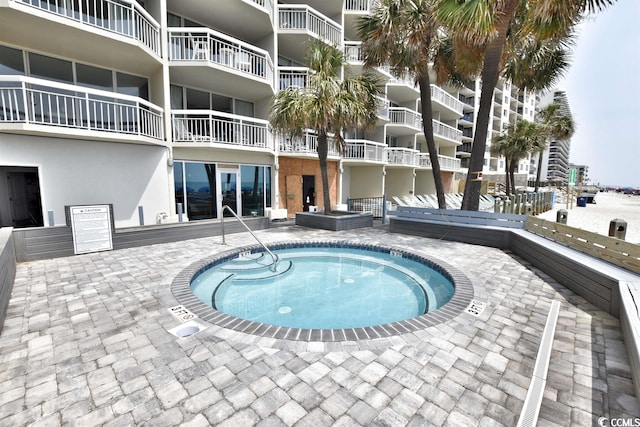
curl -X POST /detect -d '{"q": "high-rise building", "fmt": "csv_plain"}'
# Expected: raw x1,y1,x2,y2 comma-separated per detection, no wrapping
531,89,573,184
0,0,536,228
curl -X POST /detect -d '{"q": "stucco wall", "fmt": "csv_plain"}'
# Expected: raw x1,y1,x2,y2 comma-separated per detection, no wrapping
348,166,384,198
384,169,414,199
0,134,172,228
277,157,338,216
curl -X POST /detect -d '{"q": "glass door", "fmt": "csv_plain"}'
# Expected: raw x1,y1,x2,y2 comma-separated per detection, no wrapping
217,168,241,217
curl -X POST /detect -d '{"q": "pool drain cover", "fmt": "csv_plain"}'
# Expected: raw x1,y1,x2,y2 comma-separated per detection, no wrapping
278,306,292,314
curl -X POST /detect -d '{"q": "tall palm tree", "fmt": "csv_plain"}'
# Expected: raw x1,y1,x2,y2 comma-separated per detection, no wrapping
437,0,616,211
490,120,544,196
358,0,473,209
270,40,381,214
534,102,576,191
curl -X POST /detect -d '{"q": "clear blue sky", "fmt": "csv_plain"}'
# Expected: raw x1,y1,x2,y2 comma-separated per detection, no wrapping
555,0,640,188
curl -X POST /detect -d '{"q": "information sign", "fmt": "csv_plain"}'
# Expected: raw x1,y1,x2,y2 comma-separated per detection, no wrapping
70,205,113,254
569,168,577,186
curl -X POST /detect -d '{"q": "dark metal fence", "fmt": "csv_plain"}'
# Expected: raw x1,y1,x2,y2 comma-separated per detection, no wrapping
347,196,386,220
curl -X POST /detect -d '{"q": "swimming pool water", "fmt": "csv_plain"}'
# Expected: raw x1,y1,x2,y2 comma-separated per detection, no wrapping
190,246,455,329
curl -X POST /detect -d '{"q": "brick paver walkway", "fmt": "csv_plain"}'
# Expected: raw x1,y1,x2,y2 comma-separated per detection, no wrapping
0,226,638,426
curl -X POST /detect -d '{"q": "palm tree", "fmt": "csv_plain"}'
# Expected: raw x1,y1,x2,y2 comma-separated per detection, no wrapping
490,120,544,196
437,0,616,211
534,102,575,191
270,40,381,214
358,0,472,209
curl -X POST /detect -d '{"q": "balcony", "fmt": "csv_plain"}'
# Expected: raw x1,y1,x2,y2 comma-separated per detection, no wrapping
278,5,342,62
172,110,271,150
343,0,380,39
376,96,390,122
430,85,463,119
385,70,419,104
278,130,340,157
386,147,418,167
343,140,387,164
0,76,163,143
0,0,161,73
432,120,463,145
416,154,461,171
278,67,313,90
168,28,274,100
343,42,392,81
388,107,422,134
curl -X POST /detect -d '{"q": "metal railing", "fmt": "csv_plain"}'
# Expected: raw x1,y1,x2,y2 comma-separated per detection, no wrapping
416,154,461,171
249,0,273,20
386,147,418,166
430,85,464,115
278,67,313,90
347,195,386,219
278,130,340,156
171,110,271,149
344,0,381,12
432,119,463,143
168,28,273,82
388,107,422,129
344,42,363,62
0,76,164,139
19,0,161,55
278,5,342,46
221,205,278,270
344,140,387,162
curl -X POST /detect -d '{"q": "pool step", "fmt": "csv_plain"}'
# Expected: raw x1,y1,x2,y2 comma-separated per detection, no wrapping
232,260,293,281
220,255,277,272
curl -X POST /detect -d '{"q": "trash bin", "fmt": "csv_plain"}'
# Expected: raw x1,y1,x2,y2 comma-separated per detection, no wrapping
556,209,568,224
609,218,627,240
576,197,587,207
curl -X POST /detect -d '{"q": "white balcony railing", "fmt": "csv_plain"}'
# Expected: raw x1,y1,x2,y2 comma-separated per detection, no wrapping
377,96,389,120
0,76,163,139
18,0,161,56
344,0,381,12
278,67,313,90
344,42,363,62
344,140,387,162
172,110,271,149
416,154,461,171
168,28,273,83
385,69,416,88
279,130,340,156
278,5,342,46
388,107,422,129
430,85,464,115
386,147,418,166
249,0,274,20
432,120,463,143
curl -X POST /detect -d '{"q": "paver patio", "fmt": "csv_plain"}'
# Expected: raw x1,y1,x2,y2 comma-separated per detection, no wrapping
0,225,638,426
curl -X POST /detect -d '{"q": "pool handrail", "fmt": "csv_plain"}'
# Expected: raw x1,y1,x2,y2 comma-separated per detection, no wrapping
220,205,279,270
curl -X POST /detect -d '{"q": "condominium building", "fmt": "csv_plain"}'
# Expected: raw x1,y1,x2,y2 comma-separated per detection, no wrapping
530,89,573,184
0,0,535,229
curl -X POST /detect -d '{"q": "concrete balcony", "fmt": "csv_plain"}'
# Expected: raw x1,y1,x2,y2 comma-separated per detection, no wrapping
172,110,272,151
278,5,342,62
385,69,420,104
416,154,461,172
0,0,161,74
343,140,387,165
386,147,418,167
278,130,340,158
343,42,393,81
430,85,464,120
278,67,313,90
432,120,463,146
0,75,164,144
168,28,274,101
388,107,422,135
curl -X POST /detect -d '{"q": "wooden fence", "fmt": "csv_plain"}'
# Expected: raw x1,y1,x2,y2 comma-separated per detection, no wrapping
526,217,640,274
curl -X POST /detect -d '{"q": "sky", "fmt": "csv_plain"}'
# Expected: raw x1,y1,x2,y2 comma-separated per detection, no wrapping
553,0,640,188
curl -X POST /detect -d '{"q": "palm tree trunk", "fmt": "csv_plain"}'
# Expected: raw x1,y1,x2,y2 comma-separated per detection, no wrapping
461,0,519,211
534,148,544,192
317,132,332,214
505,158,511,196
418,74,446,209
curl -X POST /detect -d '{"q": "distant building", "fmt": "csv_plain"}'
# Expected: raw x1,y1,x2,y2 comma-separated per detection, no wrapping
530,90,573,184
569,163,590,186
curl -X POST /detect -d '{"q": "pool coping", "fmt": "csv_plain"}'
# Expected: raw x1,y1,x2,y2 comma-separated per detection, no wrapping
170,239,474,342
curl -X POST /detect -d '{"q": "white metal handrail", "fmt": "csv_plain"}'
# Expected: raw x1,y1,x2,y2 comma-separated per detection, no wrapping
278,67,313,90
0,76,163,139
220,205,279,271
168,28,273,82
171,110,271,149
432,119,463,143
430,85,464,115
344,0,381,12
344,42,363,62
416,154,461,170
388,107,422,129
386,147,418,166
248,0,273,20
18,0,160,55
278,130,340,156
278,5,342,46
344,140,387,162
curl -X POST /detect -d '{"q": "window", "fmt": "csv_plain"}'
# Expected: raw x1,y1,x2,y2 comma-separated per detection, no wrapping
28,53,73,84
116,72,149,100
76,63,113,91
0,45,24,75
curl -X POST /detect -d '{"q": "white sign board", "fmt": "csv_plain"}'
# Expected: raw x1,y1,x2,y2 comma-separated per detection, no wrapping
70,205,113,254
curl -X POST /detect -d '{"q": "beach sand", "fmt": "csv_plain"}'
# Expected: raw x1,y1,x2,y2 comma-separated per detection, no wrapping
536,190,640,244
